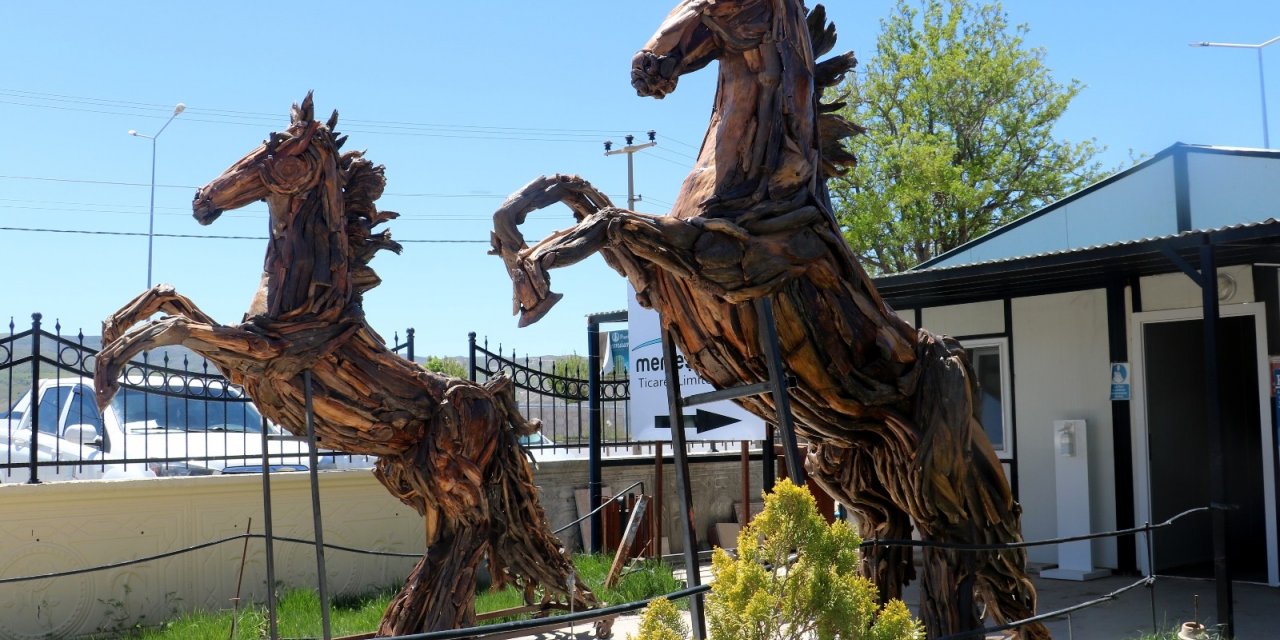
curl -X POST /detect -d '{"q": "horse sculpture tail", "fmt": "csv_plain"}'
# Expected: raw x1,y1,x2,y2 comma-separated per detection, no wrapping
373,374,607,635
912,333,1048,639
483,376,614,636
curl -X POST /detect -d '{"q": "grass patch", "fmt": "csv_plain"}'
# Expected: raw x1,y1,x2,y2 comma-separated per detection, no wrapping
112,554,680,638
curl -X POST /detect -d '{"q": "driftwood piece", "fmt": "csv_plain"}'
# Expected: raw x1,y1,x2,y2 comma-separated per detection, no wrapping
94,93,606,636
490,3,1048,638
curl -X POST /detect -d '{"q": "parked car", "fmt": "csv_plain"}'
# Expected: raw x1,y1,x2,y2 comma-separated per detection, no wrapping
1,377,373,482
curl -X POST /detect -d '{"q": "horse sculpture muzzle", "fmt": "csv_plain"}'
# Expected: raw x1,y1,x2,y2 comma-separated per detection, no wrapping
631,50,680,98
192,190,223,225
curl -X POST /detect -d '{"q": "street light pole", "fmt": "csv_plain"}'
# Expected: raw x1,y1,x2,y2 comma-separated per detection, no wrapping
604,130,657,209
130,102,186,289
1191,36,1280,148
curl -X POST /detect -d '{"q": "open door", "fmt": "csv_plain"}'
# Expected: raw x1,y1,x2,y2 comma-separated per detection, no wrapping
1136,308,1276,583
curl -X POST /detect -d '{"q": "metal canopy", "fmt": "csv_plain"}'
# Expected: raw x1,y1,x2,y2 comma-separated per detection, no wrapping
874,219,1280,309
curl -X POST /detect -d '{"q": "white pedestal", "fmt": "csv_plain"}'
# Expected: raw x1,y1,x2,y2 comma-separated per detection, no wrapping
1040,419,1111,582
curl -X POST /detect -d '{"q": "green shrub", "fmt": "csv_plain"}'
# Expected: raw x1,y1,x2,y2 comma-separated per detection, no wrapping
634,479,921,640
630,597,689,640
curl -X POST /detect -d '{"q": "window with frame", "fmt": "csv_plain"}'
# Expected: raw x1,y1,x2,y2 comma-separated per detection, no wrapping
962,338,1011,457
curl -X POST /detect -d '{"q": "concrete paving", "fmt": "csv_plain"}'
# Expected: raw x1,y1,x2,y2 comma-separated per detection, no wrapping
519,565,1277,639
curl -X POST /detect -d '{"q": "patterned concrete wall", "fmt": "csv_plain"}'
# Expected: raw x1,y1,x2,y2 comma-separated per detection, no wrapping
0,471,422,638
533,453,764,554
0,455,759,636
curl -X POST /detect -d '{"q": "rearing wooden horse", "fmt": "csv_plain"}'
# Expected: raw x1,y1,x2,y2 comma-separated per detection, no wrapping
95,93,603,636
490,2,1049,638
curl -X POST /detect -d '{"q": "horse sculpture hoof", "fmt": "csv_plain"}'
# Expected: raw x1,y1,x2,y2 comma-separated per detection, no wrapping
518,292,563,328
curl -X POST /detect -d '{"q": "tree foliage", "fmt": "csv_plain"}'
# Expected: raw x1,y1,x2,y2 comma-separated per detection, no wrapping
422,355,468,379
632,480,921,640
552,354,589,400
832,0,1107,274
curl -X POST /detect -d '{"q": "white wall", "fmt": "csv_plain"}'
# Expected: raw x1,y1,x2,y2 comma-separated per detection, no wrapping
0,471,423,639
0,455,756,637
1139,264,1255,312
1010,290,1116,567
922,300,1004,336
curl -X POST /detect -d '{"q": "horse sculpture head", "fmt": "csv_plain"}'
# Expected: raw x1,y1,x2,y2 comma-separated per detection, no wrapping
193,92,400,320
633,0,860,210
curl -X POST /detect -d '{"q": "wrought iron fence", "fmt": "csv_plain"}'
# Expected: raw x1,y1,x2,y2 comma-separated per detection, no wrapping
468,333,632,455
0,313,376,483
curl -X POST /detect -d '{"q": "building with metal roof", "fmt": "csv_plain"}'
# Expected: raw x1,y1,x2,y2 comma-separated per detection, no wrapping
873,143,1280,592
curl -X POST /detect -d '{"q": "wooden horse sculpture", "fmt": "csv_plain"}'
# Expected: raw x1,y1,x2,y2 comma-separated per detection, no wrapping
94,94,604,636
490,2,1049,638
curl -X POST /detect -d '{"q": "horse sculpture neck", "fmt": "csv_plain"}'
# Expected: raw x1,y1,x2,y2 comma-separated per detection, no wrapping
673,1,820,219
254,153,354,325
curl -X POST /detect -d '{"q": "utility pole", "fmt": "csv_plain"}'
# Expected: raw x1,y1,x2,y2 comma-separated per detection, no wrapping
604,130,657,209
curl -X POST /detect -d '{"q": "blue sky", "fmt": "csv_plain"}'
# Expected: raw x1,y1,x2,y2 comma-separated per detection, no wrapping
2,1,1278,358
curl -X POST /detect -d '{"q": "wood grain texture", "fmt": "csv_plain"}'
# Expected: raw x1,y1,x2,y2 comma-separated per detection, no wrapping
95,93,607,636
491,3,1048,638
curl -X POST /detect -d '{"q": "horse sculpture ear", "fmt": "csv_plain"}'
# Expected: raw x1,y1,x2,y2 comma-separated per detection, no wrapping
327,109,339,132
292,91,316,125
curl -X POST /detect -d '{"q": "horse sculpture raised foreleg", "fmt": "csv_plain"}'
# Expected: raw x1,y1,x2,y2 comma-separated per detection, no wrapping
492,175,836,325
94,290,283,408
101,285,221,344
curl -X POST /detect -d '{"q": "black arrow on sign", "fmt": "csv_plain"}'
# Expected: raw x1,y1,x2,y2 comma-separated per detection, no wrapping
654,409,741,434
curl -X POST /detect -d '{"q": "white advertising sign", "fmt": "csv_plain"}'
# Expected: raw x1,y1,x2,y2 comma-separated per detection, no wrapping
627,285,767,441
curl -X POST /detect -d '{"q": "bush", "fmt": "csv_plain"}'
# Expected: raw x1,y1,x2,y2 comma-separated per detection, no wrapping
632,480,921,640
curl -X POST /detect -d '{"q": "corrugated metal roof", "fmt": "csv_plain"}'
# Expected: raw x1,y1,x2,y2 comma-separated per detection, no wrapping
874,218,1280,309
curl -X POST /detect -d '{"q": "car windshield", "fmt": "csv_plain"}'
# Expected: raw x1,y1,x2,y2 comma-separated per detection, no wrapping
110,387,265,433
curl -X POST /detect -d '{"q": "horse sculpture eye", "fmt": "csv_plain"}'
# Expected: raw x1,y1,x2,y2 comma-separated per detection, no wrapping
265,155,314,194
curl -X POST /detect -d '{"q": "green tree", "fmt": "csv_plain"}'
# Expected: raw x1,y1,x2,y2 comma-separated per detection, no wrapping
422,355,467,379
552,354,589,400
632,480,921,640
832,0,1107,274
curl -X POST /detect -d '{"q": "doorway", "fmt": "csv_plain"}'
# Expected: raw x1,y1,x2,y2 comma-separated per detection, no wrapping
1134,306,1277,584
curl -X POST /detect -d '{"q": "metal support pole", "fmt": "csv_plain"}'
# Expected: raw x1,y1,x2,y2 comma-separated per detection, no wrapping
303,371,332,640
468,332,478,381
661,328,705,640
653,441,664,558
405,327,415,363
260,416,279,640
27,313,41,484
1199,240,1234,638
1260,47,1271,149
762,423,775,494
754,298,805,484
588,319,604,553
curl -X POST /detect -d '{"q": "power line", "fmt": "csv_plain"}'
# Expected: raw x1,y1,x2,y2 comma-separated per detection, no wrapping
0,87,702,147
0,174,631,203
0,225,488,243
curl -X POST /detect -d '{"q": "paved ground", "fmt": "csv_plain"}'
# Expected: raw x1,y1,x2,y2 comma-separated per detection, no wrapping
521,565,1276,639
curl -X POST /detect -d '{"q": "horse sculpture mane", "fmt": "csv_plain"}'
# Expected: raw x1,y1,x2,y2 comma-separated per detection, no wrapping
492,2,1050,638
95,93,605,635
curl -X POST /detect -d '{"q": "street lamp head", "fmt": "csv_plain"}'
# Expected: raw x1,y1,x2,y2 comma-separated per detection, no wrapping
128,129,139,136
173,103,186,116
1189,41,1210,47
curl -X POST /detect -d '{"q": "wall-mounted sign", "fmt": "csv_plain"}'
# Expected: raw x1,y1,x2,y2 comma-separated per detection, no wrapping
627,285,766,442
1109,362,1130,401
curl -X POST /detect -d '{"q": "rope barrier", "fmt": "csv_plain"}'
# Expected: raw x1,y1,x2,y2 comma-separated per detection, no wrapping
860,506,1211,551
936,576,1156,639
0,533,420,585
0,500,1222,639
552,480,645,535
